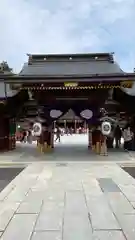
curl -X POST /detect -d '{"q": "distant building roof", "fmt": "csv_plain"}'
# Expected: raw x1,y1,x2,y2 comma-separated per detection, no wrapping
59,109,81,120
19,52,123,77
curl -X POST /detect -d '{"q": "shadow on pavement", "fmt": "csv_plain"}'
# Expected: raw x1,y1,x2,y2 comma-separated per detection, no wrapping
122,167,135,179
0,168,24,192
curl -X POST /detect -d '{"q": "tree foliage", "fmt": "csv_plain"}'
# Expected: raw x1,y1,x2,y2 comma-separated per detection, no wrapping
0,61,13,73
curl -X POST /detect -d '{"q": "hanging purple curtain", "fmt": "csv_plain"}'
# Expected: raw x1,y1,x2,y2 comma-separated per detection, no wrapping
71,101,99,124
42,100,100,125
42,102,70,124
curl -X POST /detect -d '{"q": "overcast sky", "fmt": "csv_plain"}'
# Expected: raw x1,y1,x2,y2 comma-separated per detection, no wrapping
0,0,135,72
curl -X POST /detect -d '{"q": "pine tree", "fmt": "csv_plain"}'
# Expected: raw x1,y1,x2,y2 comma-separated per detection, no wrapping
0,61,13,73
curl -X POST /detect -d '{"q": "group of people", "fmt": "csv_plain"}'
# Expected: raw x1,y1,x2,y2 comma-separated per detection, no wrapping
121,124,134,151
18,123,135,154
18,130,33,143
91,123,135,156
107,124,135,151
54,126,88,142
37,126,52,153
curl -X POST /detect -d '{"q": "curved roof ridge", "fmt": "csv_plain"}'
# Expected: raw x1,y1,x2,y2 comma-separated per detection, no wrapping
27,52,113,58
113,61,124,73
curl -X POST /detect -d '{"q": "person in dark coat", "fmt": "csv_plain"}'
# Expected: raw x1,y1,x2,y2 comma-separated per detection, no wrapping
114,125,122,148
92,126,101,154
21,131,27,143
55,127,61,142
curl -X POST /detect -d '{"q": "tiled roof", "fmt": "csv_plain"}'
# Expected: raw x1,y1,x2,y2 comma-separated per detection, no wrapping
19,53,123,76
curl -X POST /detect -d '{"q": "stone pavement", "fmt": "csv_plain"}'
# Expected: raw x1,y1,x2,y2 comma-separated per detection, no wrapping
0,161,135,239
0,137,134,165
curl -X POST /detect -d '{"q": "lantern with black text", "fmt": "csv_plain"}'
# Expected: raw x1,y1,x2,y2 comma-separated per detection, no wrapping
33,122,42,136
101,121,111,136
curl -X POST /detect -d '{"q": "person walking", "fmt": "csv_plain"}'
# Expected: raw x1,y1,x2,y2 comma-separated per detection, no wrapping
21,131,27,143
27,130,32,144
55,127,61,142
114,125,122,148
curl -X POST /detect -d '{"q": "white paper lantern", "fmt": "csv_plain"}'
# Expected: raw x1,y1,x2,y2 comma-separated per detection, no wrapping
50,109,62,118
101,121,111,136
33,122,42,136
80,109,93,119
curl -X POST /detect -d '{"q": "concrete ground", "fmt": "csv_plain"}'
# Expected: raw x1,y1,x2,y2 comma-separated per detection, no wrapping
0,134,134,165
0,162,135,239
0,135,135,239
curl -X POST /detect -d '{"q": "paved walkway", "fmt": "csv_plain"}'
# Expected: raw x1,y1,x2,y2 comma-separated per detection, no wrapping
0,161,135,239
0,134,134,165
0,135,135,239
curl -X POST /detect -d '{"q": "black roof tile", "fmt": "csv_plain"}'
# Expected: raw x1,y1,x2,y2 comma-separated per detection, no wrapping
20,52,123,76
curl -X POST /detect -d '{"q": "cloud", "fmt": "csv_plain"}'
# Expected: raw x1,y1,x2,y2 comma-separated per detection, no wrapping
0,0,135,72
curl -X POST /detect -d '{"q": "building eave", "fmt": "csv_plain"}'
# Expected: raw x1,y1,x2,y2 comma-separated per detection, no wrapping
0,73,135,84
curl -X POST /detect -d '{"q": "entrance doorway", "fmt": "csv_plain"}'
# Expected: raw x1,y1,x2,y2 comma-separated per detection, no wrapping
53,108,89,157
54,134,89,160
15,106,127,161
15,108,91,160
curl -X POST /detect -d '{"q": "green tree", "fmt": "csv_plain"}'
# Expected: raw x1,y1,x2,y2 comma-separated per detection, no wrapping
0,61,13,73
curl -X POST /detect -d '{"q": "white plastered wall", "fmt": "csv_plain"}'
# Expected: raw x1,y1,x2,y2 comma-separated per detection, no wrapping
121,82,135,96
0,82,18,98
